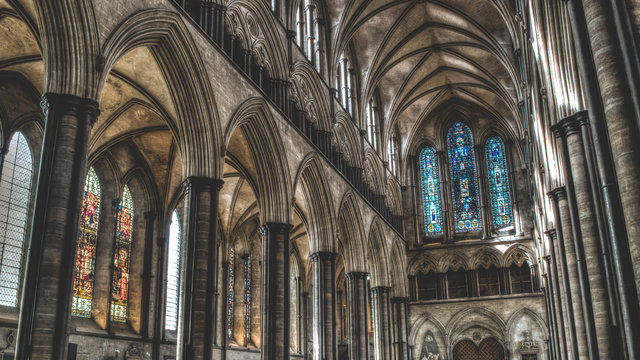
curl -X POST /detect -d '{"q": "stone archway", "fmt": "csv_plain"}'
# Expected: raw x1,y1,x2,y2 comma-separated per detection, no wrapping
452,338,504,360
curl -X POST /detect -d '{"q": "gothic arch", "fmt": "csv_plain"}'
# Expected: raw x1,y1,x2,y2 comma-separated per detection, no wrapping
100,8,222,179
446,307,506,345
333,111,363,168
469,247,504,270
364,149,385,195
337,190,367,272
437,251,470,273
408,252,438,276
408,311,447,348
224,97,292,224
389,237,408,297
293,152,336,253
226,0,288,79
385,178,403,215
366,218,390,287
504,244,535,267
506,307,549,340
290,61,331,131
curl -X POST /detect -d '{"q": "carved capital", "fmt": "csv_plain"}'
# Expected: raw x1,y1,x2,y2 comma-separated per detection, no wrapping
41,93,100,126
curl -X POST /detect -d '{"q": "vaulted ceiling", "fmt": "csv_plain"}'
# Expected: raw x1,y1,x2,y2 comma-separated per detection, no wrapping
326,0,522,150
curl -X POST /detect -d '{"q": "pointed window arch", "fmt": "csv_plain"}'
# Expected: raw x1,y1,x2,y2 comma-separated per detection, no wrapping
72,167,101,317
447,122,482,232
418,147,443,235
111,185,134,322
164,210,181,331
485,136,514,229
0,132,33,307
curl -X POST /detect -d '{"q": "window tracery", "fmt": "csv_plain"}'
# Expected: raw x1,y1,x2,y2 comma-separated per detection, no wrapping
447,122,482,233
111,185,134,322
485,136,514,229
165,210,181,332
0,132,32,307
72,167,101,317
418,147,443,236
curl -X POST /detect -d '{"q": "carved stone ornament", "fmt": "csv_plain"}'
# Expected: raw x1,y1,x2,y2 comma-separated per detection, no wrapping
124,343,144,360
518,331,539,352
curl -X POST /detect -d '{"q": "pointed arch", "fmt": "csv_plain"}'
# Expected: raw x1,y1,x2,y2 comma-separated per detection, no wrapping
408,252,438,276
389,237,408,297
290,61,331,131
437,251,469,273
503,244,535,267
224,97,292,223
446,307,506,342
506,307,549,340
366,218,390,287
293,152,336,252
100,9,222,179
332,111,363,167
364,149,385,195
469,246,504,270
337,191,367,272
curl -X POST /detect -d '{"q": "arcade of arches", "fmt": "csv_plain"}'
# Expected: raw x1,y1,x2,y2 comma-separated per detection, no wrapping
0,0,639,359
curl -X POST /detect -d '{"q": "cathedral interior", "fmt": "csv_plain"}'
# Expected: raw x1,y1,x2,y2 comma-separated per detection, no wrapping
0,0,639,359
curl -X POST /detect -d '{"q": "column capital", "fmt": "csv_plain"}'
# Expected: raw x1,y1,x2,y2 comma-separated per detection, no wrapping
310,251,338,261
547,186,567,201
259,222,293,236
371,286,391,294
345,271,369,280
545,228,557,242
181,176,224,194
41,93,100,126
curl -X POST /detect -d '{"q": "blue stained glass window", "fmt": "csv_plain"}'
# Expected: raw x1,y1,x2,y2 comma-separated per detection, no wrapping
447,122,482,232
485,136,514,229
418,147,443,235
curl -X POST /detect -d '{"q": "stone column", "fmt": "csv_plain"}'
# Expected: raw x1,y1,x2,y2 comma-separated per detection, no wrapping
436,150,451,242
549,187,583,358
177,177,223,360
346,272,369,360
542,255,563,360
311,252,337,360
15,94,99,360
545,229,570,360
371,287,392,360
260,223,293,360
474,144,491,239
390,297,409,360
553,114,613,358
153,236,167,360
141,211,156,339
505,140,523,235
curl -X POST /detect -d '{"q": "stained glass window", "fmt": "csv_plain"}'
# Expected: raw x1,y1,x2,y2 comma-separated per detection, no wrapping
418,147,443,235
0,132,32,307
485,136,514,229
111,185,134,322
290,256,299,353
227,246,235,338
243,256,252,342
165,210,181,331
72,167,101,317
447,122,482,232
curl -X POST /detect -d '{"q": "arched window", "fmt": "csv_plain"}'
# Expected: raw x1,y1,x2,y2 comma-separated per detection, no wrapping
111,185,134,322
510,263,533,294
72,167,101,317
290,255,299,353
387,136,398,176
336,53,354,115
227,246,236,338
243,256,252,343
164,210,181,332
447,122,482,233
418,147,443,236
478,265,501,297
0,132,33,307
295,1,305,52
485,136,514,229
366,99,378,150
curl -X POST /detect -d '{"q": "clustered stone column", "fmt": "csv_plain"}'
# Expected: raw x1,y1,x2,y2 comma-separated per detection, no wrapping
552,113,613,359
545,229,570,360
177,177,223,360
14,94,99,360
371,286,392,360
346,272,369,360
311,252,337,360
390,297,409,360
260,222,293,360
